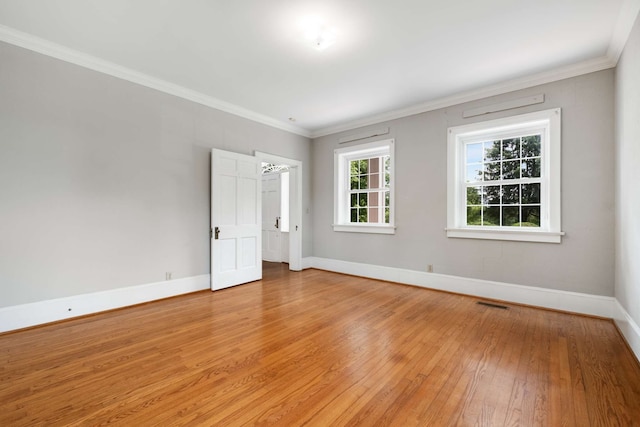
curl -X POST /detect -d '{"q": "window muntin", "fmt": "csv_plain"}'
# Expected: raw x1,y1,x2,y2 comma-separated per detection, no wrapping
447,108,562,243
348,156,390,224
334,139,395,234
464,133,542,228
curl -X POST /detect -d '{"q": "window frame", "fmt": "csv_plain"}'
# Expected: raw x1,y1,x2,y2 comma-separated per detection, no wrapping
334,138,395,234
447,108,563,243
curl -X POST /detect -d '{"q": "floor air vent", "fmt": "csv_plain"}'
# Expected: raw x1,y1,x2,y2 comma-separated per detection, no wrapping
476,301,508,310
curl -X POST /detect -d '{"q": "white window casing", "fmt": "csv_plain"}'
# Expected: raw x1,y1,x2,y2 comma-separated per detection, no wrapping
334,139,395,234
447,108,563,243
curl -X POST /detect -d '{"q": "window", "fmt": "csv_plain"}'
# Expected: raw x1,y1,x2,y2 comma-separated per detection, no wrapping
447,108,563,243
334,139,395,234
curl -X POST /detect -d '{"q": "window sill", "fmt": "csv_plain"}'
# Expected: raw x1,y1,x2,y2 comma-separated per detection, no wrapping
446,227,564,243
333,224,396,235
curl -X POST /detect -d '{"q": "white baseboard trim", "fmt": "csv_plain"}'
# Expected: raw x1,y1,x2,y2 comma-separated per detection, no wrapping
304,257,615,318
0,275,210,333
302,257,315,270
5,263,637,364
613,300,640,363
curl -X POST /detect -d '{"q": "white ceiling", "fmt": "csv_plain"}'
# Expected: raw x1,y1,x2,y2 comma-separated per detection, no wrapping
0,0,638,138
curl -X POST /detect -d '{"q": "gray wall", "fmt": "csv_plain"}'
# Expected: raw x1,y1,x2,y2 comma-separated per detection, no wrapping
0,42,312,308
312,70,615,296
615,15,640,326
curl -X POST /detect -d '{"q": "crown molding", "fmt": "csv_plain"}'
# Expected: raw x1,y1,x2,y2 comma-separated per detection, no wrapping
310,55,617,138
310,3,640,139
2,1,637,143
607,0,640,62
0,25,312,139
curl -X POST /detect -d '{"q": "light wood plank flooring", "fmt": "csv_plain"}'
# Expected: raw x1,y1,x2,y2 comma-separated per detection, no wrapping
1,263,639,426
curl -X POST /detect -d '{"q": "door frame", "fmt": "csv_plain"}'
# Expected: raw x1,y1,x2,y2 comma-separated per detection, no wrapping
255,151,303,271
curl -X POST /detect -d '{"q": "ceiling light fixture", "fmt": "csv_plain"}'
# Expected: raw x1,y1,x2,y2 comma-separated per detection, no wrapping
300,16,337,51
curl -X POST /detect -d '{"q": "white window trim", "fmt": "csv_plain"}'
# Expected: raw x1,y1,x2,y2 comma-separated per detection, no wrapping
334,139,395,234
446,108,563,243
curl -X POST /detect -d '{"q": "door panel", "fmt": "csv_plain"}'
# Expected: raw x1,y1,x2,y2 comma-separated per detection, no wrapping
219,239,236,272
211,149,262,290
240,177,258,225
241,237,257,267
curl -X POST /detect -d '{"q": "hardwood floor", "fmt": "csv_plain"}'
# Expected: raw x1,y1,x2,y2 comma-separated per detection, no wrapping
1,263,639,426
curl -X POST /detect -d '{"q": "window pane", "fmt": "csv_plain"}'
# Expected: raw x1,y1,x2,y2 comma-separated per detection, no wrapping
484,141,501,162
466,164,482,182
385,172,390,187
369,207,379,223
483,206,500,226
502,160,520,180
522,183,541,204
484,162,501,181
522,158,541,178
467,206,482,225
502,206,520,226
385,207,390,223
350,176,359,190
467,186,482,205
521,206,541,227
350,208,357,222
358,193,367,207
466,143,483,163
522,135,541,158
385,191,390,207
370,173,380,188
359,175,368,189
484,185,501,205
370,191,379,207
358,208,368,222
502,184,519,204
350,193,358,207
359,159,369,174
350,160,359,176
502,138,520,160
370,158,380,173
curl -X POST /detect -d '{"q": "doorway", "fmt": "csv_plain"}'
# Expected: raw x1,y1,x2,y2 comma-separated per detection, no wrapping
261,168,289,263
210,149,302,292
255,151,302,271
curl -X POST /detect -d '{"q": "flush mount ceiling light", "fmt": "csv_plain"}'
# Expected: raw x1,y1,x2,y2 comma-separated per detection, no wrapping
299,16,337,51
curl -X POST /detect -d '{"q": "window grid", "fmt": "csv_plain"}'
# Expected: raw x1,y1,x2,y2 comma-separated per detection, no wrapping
335,138,395,234
464,134,542,228
348,156,390,224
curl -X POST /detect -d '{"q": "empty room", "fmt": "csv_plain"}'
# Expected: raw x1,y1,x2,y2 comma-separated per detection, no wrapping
1,1,640,425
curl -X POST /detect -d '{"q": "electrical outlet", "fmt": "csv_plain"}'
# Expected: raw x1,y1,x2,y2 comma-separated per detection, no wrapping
166,272,172,280
427,264,433,273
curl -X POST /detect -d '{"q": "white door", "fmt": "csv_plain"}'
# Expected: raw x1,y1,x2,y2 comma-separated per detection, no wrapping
262,173,281,262
211,149,262,290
